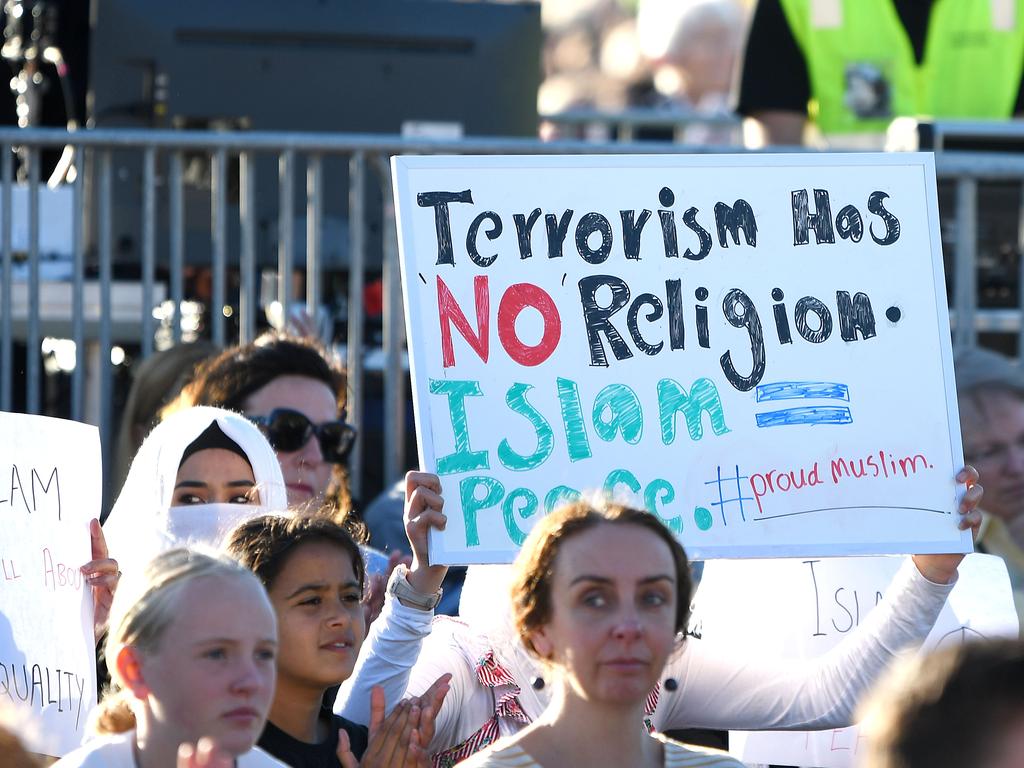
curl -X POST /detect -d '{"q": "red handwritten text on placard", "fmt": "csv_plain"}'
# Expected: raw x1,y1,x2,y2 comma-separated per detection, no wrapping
41,548,83,592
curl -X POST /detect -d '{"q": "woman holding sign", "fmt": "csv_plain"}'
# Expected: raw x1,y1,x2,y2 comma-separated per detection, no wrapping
55,548,285,767
103,406,288,583
334,467,983,763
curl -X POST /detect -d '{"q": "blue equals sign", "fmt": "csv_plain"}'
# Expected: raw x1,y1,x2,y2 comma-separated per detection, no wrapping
754,381,852,428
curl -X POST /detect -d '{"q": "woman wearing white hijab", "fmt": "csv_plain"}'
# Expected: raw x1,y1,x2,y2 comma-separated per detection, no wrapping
104,406,288,581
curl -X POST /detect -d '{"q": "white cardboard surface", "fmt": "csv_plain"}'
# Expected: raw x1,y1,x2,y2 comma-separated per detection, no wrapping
392,154,968,564
695,554,1019,768
0,412,100,756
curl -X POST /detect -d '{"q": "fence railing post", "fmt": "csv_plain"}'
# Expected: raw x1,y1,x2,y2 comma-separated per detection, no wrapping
378,157,405,490
26,147,40,414
0,148,11,413
211,148,229,347
953,177,978,349
70,145,85,421
347,151,366,502
278,149,295,321
141,146,156,357
169,151,185,344
239,151,257,345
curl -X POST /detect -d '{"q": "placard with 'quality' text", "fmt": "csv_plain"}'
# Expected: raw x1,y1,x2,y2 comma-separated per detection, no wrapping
0,412,99,755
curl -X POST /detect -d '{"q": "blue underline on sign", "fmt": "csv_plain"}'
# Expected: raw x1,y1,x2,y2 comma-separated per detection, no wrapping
755,381,850,402
755,406,853,428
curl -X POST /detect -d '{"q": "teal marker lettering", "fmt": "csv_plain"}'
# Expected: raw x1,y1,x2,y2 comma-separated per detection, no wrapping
557,377,592,462
645,479,682,534
544,485,581,514
431,379,489,474
604,468,642,496
593,384,643,444
658,377,730,443
459,475,504,547
502,488,539,546
498,383,554,471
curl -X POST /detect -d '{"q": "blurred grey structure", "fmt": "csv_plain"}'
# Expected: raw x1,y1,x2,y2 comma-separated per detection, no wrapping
4,0,1024,512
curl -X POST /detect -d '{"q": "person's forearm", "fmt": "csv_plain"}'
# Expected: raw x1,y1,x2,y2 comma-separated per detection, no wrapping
657,557,953,731
783,557,954,728
406,558,447,597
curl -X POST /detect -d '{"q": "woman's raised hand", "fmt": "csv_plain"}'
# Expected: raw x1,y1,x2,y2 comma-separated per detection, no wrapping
80,518,120,642
912,465,984,584
403,471,447,597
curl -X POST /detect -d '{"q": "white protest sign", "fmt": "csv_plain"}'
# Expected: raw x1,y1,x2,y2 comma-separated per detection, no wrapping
694,555,1018,768
393,154,968,564
0,412,99,756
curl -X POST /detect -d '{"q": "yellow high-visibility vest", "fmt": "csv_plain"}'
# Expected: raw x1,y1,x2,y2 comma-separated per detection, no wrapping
779,0,1024,134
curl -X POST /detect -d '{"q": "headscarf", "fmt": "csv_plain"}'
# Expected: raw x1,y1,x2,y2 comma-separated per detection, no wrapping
104,406,288,578
178,421,252,466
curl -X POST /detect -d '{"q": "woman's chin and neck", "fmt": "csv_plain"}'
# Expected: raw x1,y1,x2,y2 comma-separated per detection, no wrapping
528,677,658,765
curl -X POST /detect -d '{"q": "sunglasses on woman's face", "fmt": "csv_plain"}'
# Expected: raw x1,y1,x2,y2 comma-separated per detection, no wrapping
250,408,357,463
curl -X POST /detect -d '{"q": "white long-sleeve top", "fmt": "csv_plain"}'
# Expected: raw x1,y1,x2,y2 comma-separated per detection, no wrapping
336,558,952,756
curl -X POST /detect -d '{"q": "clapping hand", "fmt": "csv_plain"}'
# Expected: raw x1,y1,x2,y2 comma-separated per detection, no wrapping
337,684,430,768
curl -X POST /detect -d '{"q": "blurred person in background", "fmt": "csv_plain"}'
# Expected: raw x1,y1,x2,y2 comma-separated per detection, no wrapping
0,725,38,768
0,704,41,768
635,0,747,144
736,0,1024,147
858,639,1024,768
956,346,1024,625
538,0,748,145
537,0,643,140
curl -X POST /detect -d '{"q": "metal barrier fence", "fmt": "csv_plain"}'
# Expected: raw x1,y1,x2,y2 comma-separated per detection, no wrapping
0,126,1021,505
542,107,742,143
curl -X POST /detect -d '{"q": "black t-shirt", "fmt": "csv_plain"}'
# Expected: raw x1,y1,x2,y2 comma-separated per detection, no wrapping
258,710,369,768
736,0,1024,116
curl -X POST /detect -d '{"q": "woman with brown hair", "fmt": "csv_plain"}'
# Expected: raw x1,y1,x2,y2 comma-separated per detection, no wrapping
460,500,742,768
